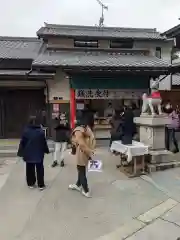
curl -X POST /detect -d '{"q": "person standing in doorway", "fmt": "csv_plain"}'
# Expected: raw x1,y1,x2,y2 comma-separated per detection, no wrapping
52,113,70,168
121,106,136,145
17,115,49,190
82,104,95,131
109,109,123,147
69,117,96,198
104,102,115,117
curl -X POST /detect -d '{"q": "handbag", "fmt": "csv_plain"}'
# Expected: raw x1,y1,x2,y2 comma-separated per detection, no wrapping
71,144,77,155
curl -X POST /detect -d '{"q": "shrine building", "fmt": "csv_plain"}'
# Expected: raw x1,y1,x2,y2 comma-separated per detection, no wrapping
0,24,173,139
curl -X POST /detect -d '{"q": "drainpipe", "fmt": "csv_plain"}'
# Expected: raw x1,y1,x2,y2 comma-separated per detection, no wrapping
170,47,173,90
26,68,33,75
158,75,169,83
44,80,51,138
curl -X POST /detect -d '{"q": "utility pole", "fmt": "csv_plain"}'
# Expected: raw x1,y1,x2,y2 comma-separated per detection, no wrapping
96,0,108,27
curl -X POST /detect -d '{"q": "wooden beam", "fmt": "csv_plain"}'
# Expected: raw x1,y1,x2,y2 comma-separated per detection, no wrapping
49,100,69,104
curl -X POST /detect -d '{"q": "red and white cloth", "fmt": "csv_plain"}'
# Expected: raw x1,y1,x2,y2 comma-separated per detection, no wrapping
150,91,161,99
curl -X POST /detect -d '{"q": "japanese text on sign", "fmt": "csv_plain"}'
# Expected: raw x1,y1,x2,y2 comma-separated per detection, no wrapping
75,89,146,99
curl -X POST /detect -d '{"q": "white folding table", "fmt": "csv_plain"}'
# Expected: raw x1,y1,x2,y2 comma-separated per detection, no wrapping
111,140,149,177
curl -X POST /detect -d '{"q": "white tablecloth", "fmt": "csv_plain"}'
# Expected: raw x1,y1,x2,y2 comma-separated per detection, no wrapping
110,140,149,163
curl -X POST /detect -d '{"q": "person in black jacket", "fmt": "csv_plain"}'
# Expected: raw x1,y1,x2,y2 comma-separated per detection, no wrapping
82,104,94,131
109,110,123,147
121,106,136,145
52,113,70,168
17,115,49,190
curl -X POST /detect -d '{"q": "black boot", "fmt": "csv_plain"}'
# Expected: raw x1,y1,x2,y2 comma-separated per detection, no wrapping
51,161,58,168
173,148,179,154
60,160,65,167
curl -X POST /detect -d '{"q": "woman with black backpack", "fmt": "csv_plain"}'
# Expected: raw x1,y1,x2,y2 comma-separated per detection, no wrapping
17,115,49,190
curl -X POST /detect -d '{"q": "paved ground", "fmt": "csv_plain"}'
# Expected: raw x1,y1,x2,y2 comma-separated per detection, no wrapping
0,148,180,239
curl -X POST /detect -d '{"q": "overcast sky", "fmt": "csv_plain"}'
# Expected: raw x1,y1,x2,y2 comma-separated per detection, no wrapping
0,0,180,37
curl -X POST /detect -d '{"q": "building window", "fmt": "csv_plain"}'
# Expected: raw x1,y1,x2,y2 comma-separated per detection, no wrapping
110,40,134,48
74,39,98,48
155,47,161,58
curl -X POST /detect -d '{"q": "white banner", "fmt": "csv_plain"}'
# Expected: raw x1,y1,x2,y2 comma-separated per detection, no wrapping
75,89,146,99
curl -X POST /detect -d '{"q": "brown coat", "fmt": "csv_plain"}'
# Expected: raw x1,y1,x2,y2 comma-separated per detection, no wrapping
72,126,96,166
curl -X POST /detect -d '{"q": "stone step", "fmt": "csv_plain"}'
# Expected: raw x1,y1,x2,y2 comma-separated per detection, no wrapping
147,161,180,173
0,147,54,159
150,152,177,164
0,139,107,159
0,140,54,148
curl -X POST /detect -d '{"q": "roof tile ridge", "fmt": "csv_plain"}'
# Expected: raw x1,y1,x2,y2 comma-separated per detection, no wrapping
42,23,158,33
0,36,40,42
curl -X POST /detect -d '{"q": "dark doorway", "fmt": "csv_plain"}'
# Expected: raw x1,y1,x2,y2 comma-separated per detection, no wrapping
0,89,45,138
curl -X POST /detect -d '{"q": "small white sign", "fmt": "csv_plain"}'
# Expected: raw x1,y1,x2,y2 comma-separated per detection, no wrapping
53,104,59,112
77,103,84,110
88,160,103,172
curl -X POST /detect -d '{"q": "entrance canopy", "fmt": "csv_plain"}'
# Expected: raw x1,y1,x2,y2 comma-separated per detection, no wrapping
69,74,149,89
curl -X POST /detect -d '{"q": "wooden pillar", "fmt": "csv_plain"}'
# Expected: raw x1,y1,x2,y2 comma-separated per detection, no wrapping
70,88,76,129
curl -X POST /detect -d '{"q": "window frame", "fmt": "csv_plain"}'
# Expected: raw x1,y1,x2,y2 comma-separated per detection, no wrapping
155,47,161,59
110,39,134,49
74,39,99,48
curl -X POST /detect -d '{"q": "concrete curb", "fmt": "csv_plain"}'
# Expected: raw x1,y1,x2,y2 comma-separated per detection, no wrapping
137,198,178,224
96,219,145,240
0,148,54,159
96,199,178,240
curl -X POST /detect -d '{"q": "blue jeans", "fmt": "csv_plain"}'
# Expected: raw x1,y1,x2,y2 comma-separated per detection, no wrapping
76,165,89,193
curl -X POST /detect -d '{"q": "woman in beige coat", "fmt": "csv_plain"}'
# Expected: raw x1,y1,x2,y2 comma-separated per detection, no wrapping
69,121,96,198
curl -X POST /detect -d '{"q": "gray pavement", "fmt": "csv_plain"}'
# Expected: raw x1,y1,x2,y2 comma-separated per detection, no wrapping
127,218,180,240
0,149,180,239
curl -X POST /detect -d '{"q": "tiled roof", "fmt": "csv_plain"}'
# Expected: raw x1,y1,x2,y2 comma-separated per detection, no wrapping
172,74,180,85
0,37,42,59
163,24,180,37
172,60,180,67
0,70,54,78
28,71,55,78
0,70,28,75
33,50,170,69
37,24,165,40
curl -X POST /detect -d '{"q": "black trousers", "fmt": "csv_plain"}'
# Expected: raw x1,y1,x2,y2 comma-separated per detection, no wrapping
26,162,45,188
165,127,179,151
76,165,89,193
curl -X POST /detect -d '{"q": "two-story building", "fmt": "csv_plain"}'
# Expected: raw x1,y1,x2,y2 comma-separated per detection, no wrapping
160,24,180,107
0,24,173,139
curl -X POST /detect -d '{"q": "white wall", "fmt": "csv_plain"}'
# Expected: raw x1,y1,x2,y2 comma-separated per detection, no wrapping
160,43,172,90
47,69,70,101
134,40,173,90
